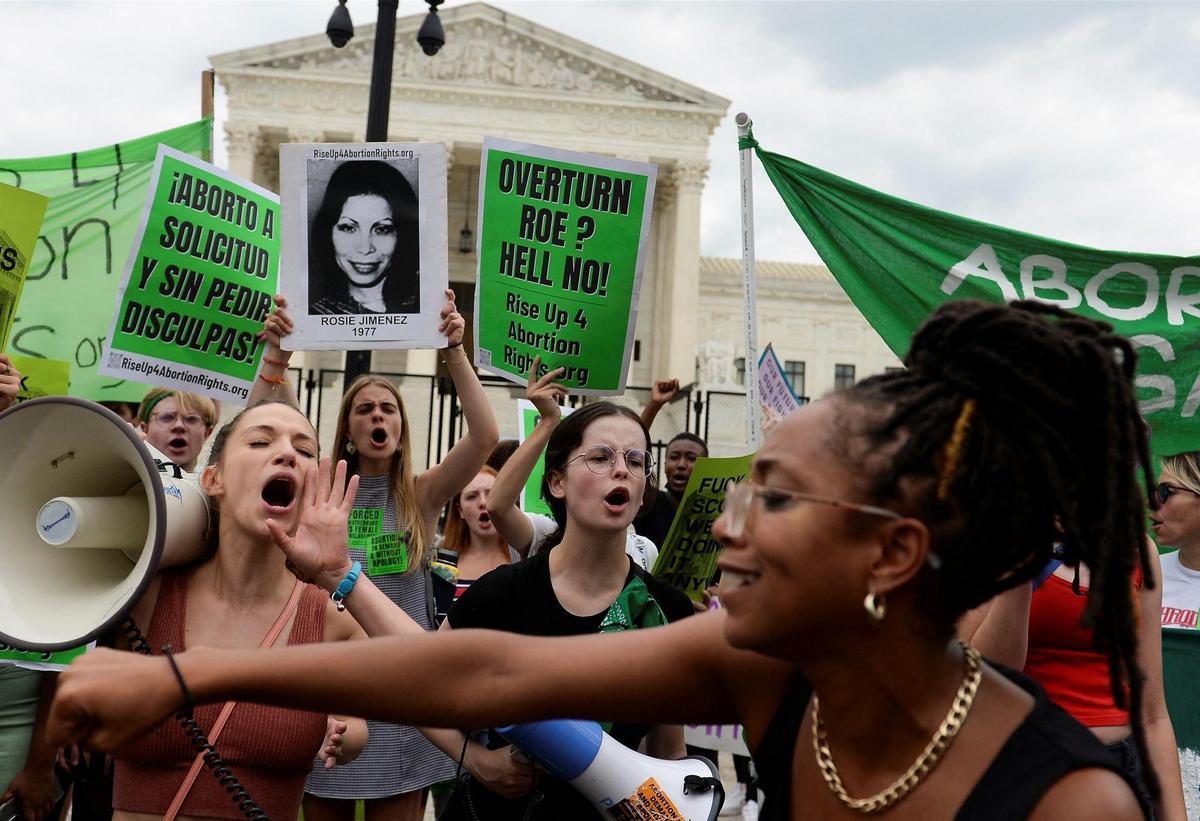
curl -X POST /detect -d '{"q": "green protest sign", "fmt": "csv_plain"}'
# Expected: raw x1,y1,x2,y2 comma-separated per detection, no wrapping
517,399,575,515
0,182,49,350
0,641,89,672
652,453,753,600
747,131,1200,459
99,146,279,404
473,138,655,395
10,354,70,402
0,119,212,402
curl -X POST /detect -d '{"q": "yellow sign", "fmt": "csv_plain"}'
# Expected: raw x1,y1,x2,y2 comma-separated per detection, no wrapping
0,182,50,350
10,354,70,401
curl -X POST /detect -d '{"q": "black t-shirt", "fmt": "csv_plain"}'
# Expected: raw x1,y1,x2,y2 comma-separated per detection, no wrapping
446,549,694,820
633,488,678,549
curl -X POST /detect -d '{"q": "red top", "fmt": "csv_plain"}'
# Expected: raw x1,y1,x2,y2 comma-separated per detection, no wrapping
1024,570,1138,727
113,569,330,819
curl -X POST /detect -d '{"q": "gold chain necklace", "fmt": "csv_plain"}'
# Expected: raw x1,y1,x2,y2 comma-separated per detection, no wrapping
810,643,983,815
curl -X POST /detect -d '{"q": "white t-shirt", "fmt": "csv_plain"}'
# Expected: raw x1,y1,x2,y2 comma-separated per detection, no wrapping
1160,550,1200,630
524,512,658,572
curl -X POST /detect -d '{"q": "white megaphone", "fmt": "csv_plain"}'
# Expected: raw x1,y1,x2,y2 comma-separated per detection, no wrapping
498,720,724,820
0,397,210,652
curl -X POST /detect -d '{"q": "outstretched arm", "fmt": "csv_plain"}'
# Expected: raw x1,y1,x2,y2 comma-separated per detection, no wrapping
245,295,300,410
417,289,500,517
49,612,792,755
489,358,567,556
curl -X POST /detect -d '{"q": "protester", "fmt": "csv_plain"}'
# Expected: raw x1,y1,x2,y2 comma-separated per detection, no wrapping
634,377,708,549
50,300,1159,820
308,160,420,316
106,401,370,819
0,354,21,412
485,438,520,471
488,360,658,571
439,467,520,601
135,387,218,472
253,289,498,821
98,402,139,424
1150,454,1200,628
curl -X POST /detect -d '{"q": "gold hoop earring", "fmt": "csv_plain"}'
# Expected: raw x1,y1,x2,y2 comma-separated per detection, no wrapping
864,591,886,624
345,441,357,455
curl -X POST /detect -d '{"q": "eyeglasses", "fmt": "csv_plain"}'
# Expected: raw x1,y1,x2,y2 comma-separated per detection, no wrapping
149,411,207,428
722,480,901,540
1153,483,1200,505
567,445,654,478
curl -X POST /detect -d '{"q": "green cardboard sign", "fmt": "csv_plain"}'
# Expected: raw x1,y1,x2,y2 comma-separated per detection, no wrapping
99,146,279,404
1,119,212,402
0,642,89,671
652,453,754,601
473,138,655,395
517,399,575,516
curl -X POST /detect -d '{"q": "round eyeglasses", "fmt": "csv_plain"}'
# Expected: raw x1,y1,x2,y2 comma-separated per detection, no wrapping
149,411,207,428
722,480,901,540
567,445,654,478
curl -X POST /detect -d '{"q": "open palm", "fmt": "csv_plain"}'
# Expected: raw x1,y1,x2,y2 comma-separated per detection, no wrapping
267,457,359,592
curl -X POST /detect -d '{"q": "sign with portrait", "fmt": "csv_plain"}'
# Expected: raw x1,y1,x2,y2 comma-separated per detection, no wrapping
279,143,449,350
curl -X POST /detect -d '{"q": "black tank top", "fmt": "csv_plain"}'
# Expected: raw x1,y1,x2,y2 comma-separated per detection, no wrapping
753,664,1147,820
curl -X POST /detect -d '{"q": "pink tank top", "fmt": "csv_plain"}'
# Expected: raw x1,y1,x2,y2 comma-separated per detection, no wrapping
113,568,330,819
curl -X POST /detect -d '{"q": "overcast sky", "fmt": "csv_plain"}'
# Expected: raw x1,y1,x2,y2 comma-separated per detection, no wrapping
3,0,1198,264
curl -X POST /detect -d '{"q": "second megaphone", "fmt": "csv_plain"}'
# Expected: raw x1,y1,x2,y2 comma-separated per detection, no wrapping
0,397,210,652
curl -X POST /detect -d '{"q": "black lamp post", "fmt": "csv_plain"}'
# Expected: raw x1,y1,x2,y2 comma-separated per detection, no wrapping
327,0,445,391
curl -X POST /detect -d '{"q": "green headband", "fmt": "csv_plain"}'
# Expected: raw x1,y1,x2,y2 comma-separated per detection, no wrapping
140,391,177,423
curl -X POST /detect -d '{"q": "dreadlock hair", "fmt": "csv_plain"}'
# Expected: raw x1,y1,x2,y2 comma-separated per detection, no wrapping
837,298,1157,796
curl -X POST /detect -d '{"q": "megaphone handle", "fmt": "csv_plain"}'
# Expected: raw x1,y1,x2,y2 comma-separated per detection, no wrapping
121,617,268,820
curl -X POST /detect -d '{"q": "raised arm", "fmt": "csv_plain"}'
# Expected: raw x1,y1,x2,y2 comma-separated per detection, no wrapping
245,295,300,410
49,611,792,755
416,289,500,517
640,378,680,430
957,581,1032,669
0,353,22,412
489,358,567,556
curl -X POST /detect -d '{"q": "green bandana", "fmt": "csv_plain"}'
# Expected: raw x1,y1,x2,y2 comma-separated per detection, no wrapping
596,575,667,733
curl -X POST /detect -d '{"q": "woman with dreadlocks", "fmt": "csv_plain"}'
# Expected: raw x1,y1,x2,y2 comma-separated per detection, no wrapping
49,300,1157,819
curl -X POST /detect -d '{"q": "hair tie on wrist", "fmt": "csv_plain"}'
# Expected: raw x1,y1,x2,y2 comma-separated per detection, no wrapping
258,373,287,384
162,645,195,714
263,356,290,367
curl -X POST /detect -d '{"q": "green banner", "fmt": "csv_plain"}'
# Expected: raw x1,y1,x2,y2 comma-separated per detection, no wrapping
0,182,49,350
651,453,753,601
100,147,278,404
750,135,1200,458
1161,628,1200,810
10,354,70,402
0,120,212,402
473,138,655,395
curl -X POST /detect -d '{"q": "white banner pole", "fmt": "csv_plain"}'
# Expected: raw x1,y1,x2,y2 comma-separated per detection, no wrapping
736,112,762,451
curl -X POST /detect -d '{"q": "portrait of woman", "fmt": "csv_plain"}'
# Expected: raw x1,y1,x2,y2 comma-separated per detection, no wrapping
307,159,421,316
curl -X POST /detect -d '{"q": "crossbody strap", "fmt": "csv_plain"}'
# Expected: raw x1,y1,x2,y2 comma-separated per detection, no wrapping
163,580,305,821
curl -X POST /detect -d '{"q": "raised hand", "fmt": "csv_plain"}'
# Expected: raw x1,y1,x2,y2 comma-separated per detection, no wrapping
267,457,360,593
527,356,567,423
439,288,465,348
257,294,295,355
649,378,680,406
47,649,183,753
0,353,22,412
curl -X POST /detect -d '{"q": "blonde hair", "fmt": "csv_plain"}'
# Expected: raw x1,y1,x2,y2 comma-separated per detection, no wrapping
1161,451,1200,495
332,375,428,573
137,388,219,428
442,466,499,554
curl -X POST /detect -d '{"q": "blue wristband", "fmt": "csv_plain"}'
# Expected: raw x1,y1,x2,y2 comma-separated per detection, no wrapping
331,561,362,612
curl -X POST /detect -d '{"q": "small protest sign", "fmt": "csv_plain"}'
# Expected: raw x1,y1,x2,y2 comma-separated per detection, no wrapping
684,723,751,757
0,182,50,350
0,641,91,672
651,453,753,600
99,146,278,404
758,342,804,430
473,138,655,395
279,143,448,350
10,354,70,402
517,398,575,516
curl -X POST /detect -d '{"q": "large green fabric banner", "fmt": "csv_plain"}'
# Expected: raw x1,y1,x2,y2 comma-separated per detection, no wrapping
749,135,1200,457
0,120,213,401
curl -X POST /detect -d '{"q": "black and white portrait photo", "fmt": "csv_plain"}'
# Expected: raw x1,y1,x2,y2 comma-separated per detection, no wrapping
306,158,421,316
279,143,449,351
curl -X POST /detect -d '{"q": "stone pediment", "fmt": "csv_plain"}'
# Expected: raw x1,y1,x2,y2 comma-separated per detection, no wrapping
210,2,728,111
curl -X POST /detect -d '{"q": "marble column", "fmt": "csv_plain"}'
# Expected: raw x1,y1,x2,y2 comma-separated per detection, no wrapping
654,159,707,383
